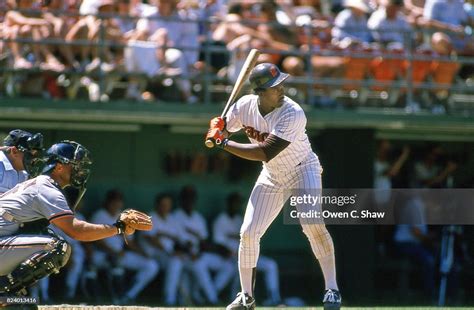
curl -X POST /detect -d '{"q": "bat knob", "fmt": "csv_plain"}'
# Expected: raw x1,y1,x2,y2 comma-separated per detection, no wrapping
205,139,215,148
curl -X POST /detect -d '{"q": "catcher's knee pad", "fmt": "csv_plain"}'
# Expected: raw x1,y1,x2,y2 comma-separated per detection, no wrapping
302,224,334,259
0,238,71,294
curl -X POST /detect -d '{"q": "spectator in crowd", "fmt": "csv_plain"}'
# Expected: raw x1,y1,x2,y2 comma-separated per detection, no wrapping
173,185,234,305
332,0,372,46
411,145,457,189
277,0,345,104
141,193,187,306
212,2,263,82
116,0,140,39
403,0,425,24
421,0,474,55
213,192,282,306
212,1,295,82
90,189,159,304
285,0,333,39
367,0,412,47
125,0,200,103
114,0,154,39
41,0,78,69
5,0,65,70
68,0,124,72
185,0,227,37
0,1,11,56
254,0,299,62
466,0,474,21
373,140,410,205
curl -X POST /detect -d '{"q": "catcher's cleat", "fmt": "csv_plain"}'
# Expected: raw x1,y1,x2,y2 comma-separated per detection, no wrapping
226,292,256,310
323,289,341,310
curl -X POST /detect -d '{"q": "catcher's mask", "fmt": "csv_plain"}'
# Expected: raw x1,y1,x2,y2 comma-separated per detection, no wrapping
3,129,44,176
42,140,92,189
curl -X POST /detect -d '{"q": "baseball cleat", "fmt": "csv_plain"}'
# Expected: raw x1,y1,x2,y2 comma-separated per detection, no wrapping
323,289,341,310
226,292,256,310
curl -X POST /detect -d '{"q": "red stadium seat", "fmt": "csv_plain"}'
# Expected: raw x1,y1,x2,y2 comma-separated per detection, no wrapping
370,48,405,91
342,46,374,91
430,59,460,89
401,48,433,90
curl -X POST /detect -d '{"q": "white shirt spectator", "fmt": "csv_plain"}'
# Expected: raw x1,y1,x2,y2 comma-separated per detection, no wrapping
368,8,411,44
136,9,199,65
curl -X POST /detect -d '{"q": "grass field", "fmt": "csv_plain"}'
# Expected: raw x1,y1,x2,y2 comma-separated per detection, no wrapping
37,307,474,310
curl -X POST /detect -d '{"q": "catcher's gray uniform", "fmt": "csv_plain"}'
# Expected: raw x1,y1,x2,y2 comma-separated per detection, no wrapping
0,175,73,276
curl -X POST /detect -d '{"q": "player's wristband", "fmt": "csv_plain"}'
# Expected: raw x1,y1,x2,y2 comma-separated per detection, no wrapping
217,138,229,149
113,220,125,234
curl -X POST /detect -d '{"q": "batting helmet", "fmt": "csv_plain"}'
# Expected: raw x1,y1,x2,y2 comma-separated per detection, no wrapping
42,141,92,188
249,63,289,91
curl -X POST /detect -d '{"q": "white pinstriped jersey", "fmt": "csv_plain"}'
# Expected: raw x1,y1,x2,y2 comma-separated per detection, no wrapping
226,94,316,174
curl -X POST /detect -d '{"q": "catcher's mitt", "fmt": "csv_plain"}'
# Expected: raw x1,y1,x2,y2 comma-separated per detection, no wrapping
114,209,153,238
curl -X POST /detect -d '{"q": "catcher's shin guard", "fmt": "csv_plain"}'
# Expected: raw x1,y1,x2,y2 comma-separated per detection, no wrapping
0,239,71,294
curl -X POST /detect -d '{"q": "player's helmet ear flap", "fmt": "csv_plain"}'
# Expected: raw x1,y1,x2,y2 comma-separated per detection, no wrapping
249,63,289,92
42,140,92,188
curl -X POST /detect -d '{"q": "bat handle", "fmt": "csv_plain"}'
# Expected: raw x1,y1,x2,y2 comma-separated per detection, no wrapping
204,138,222,148
205,139,215,148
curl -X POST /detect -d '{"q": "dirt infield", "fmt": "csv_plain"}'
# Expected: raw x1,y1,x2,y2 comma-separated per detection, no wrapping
37,307,472,310
38,307,219,310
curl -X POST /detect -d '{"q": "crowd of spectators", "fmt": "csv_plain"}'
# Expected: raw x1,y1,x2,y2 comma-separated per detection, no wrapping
0,0,473,109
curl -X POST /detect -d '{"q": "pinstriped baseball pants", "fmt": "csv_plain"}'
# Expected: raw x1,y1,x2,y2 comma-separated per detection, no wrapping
239,154,334,269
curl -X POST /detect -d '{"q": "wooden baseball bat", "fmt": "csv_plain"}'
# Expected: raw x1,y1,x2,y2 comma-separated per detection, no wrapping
205,48,261,148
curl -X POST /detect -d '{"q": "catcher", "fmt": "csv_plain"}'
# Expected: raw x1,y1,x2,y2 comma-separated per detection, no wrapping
0,140,152,301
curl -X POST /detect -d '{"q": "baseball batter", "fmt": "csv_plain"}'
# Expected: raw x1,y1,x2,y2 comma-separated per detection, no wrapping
0,141,152,306
205,63,341,310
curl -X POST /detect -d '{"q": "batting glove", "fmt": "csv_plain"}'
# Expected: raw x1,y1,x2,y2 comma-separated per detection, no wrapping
209,116,226,131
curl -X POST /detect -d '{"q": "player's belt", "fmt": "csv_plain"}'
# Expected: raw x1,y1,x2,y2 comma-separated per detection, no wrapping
0,208,15,222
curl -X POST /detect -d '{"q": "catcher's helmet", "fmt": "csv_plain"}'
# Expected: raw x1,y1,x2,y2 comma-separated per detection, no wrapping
42,141,92,188
249,63,289,91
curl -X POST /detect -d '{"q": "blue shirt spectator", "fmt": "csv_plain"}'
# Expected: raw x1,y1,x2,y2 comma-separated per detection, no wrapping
423,0,468,27
368,0,411,46
332,0,371,44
